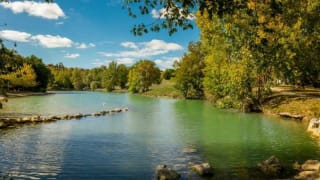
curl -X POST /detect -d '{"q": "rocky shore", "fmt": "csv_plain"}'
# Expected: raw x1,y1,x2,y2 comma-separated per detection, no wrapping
0,107,129,129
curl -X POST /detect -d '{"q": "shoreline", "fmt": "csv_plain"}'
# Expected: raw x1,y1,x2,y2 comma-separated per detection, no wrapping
5,91,55,98
1,89,319,138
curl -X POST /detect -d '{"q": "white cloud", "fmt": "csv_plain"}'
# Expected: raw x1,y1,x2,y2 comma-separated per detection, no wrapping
115,58,134,65
31,35,73,48
64,53,80,59
0,1,65,20
0,30,31,42
76,42,96,49
0,29,93,50
89,43,96,47
151,8,195,20
100,39,182,59
121,42,138,49
154,57,180,70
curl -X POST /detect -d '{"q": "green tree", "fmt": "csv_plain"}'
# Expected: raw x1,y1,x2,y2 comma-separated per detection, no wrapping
102,61,118,91
128,60,161,93
175,42,205,99
0,63,37,89
117,64,129,89
25,55,52,91
162,69,175,80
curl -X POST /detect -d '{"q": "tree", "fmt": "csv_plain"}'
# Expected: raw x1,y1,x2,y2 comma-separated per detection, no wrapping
162,69,175,80
128,60,161,93
0,63,37,89
102,61,119,91
117,64,129,89
175,42,205,99
25,55,52,91
125,0,246,35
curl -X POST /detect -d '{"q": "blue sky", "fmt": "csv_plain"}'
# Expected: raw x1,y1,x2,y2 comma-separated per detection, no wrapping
0,0,199,69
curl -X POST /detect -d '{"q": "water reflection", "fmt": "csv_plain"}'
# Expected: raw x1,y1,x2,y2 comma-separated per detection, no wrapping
0,122,74,179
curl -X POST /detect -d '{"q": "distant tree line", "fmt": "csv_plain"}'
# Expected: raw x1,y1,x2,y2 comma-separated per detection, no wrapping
0,39,161,94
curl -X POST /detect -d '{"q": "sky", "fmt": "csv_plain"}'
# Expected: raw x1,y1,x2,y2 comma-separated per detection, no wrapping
0,0,200,69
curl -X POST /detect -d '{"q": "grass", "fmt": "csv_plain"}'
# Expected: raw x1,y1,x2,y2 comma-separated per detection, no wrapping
263,86,320,121
142,79,183,99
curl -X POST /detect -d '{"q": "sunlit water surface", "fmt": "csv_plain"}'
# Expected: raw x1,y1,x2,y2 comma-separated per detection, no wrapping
0,91,319,179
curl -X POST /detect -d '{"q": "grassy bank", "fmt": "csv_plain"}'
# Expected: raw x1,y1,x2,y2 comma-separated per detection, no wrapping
142,81,320,122
262,86,320,121
142,79,183,99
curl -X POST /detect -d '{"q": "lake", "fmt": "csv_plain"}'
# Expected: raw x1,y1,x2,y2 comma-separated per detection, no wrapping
0,91,319,179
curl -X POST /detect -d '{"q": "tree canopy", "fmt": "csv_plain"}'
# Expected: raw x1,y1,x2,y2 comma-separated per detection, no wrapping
128,60,161,93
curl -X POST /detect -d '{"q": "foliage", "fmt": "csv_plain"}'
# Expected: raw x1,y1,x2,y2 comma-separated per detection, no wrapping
193,1,320,111
0,41,51,91
117,64,129,89
175,42,205,99
125,0,246,36
128,60,161,93
26,55,52,91
162,69,175,80
48,62,129,91
0,63,37,88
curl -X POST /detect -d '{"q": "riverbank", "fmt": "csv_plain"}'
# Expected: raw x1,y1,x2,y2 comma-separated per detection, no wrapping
142,79,183,99
5,91,55,97
140,82,320,137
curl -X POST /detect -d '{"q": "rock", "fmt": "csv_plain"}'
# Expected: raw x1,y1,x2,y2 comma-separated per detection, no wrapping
84,114,92,117
257,156,283,176
307,118,320,137
93,112,101,116
294,160,320,179
123,108,129,111
100,111,108,115
295,170,320,180
31,115,41,122
74,113,83,119
191,163,214,176
155,164,181,180
111,108,122,113
279,112,304,120
0,121,7,129
48,115,62,120
301,160,320,171
182,147,197,154
22,116,31,122
173,164,185,171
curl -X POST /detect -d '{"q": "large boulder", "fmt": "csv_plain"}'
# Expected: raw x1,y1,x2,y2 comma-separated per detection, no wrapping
155,164,181,180
295,160,320,180
191,163,214,176
0,121,7,129
257,156,283,176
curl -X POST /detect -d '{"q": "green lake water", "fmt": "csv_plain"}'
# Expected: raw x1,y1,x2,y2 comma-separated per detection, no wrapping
0,91,319,179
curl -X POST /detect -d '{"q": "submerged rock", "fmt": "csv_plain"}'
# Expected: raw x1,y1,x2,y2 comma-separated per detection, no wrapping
182,147,197,154
191,163,214,176
257,156,283,176
155,164,181,180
